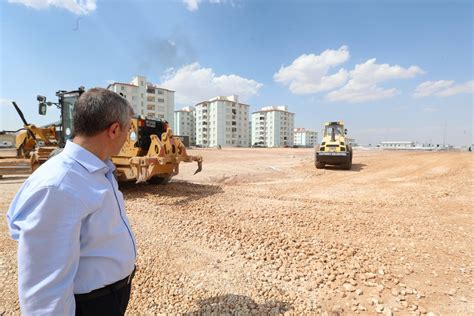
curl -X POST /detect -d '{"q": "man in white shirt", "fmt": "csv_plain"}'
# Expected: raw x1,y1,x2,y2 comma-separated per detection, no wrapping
7,88,136,315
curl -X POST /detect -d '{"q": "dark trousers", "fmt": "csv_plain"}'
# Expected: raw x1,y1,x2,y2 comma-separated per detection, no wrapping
75,282,131,316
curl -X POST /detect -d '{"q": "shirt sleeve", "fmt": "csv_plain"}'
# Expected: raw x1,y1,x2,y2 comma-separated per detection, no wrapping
11,186,84,315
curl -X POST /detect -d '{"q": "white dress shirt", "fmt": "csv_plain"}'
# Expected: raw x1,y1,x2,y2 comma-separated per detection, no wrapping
7,140,136,315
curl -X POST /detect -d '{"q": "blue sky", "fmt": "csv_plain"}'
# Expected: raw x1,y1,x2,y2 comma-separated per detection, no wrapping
1,0,472,146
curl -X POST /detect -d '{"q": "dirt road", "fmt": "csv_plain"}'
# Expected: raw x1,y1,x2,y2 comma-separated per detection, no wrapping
0,148,472,314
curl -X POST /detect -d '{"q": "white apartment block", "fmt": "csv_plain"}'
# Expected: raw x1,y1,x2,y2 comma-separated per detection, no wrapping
248,121,252,147
251,106,295,147
294,128,318,147
195,95,250,148
107,75,175,129
174,106,196,145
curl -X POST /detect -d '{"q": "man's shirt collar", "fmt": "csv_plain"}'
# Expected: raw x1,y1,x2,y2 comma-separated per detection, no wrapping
63,140,114,174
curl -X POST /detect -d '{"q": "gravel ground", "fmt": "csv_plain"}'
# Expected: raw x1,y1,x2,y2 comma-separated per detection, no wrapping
0,148,473,315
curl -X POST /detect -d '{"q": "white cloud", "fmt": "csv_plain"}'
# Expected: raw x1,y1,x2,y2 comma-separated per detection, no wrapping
183,0,230,11
414,80,474,98
327,58,425,103
183,0,200,11
8,0,96,15
160,62,263,105
273,46,350,94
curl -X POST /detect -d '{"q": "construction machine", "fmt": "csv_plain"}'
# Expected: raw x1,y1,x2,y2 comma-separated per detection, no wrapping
2,87,202,183
10,101,59,171
110,117,201,184
315,121,352,170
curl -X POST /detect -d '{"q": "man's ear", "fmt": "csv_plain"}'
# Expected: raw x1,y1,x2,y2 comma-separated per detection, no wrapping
107,122,121,139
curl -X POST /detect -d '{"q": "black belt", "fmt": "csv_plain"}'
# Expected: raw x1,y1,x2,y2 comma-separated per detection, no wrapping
74,267,136,303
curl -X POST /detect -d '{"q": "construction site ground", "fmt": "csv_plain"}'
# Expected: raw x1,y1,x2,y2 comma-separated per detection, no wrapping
0,148,472,315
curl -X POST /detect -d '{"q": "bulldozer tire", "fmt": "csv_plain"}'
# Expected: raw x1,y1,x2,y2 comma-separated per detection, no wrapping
315,161,325,169
342,161,352,170
342,154,352,170
147,176,171,185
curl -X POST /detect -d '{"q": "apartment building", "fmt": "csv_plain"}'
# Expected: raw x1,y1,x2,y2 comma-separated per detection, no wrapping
195,95,250,147
107,75,175,129
248,121,252,147
294,128,318,147
174,106,196,145
251,106,295,147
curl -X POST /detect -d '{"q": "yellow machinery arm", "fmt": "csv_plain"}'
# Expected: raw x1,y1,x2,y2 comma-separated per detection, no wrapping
16,125,57,148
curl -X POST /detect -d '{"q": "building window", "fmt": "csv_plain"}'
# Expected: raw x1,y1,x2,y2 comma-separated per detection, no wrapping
121,86,125,91
147,96,155,102
147,104,155,110
146,88,155,94
158,98,165,103
157,90,164,95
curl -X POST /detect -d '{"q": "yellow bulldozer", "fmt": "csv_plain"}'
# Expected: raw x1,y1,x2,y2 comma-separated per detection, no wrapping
315,121,353,170
111,116,201,184
5,87,202,183
10,101,59,171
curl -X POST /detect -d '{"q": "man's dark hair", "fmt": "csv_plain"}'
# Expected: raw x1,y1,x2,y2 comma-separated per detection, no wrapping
74,88,134,136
